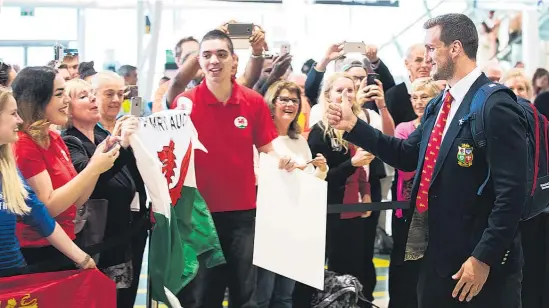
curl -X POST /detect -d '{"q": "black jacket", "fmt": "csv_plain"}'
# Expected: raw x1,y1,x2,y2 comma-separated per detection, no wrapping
385,82,418,126
62,126,145,267
308,123,358,206
344,74,528,277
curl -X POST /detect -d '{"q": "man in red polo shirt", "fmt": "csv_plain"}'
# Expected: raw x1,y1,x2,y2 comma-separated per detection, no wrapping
171,30,293,308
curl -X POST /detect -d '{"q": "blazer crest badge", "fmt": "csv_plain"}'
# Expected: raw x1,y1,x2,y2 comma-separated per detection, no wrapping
457,143,473,167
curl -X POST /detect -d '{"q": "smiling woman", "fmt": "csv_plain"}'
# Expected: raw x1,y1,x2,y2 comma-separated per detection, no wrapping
10,66,119,269
90,71,126,133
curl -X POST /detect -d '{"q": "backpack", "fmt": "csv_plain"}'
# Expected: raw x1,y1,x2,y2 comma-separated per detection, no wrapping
311,271,379,308
441,83,549,221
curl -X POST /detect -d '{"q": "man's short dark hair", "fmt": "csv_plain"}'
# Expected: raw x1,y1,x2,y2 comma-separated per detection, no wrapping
117,65,137,77
201,30,234,55
174,36,199,58
423,13,478,60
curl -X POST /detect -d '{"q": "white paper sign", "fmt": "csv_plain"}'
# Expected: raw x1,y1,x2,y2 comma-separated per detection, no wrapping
254,153,327,290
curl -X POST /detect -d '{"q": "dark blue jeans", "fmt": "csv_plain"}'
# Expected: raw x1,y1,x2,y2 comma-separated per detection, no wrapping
256,267,295,308
195,209,257,308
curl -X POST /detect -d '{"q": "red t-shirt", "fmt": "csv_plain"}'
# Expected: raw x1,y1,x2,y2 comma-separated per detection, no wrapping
14,131,78,247
171,80,277,212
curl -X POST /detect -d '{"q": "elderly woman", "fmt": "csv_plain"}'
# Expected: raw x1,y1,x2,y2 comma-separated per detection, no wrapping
11,66,118,268
62,78,144,307
90,71,149,307
500,68,533,100
390,77,442,308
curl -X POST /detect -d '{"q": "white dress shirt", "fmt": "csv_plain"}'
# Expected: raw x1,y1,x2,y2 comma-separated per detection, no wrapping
437,67,482,139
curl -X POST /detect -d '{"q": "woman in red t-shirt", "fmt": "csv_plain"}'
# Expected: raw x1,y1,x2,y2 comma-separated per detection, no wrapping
11,66,120,266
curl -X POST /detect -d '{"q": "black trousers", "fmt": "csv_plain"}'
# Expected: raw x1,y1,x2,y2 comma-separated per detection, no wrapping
117,216,149,308
417,253,522,308
520,213,549,308
185,209,257,308
329,213,380,307
388,259,422,308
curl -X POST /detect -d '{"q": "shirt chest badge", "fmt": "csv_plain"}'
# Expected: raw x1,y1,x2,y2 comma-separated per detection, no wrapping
234,116,248,129
60,149,69,162
457,143,473,167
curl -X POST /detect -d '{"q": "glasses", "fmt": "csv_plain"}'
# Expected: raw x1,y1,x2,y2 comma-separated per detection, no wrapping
277,96,300,105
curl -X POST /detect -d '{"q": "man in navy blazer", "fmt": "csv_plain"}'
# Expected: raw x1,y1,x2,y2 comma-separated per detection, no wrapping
327,13,527,308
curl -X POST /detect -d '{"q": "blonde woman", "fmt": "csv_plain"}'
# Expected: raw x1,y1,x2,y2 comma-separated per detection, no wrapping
0,87,95,271
500,68,533,100
11,66,119,267
62,78,144,307
298,72,377,307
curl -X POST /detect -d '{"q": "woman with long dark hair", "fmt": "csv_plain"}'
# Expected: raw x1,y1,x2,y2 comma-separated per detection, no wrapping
0,87,96,272
11,66,119,268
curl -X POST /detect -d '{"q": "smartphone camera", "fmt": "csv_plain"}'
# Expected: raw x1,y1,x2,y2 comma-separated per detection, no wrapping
367,73,380,86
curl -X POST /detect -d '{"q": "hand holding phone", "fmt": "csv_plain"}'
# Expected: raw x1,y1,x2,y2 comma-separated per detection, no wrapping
280,43,291,56
89,137,121,174
104,136,121,152
227,23,254,38
130,97,143,117
367,73,380,86
343,42,366,55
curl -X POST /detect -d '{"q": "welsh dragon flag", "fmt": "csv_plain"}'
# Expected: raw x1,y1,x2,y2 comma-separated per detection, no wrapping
130,110,225,307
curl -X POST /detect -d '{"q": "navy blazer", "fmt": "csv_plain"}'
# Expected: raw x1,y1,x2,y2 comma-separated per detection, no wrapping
344,73,528,277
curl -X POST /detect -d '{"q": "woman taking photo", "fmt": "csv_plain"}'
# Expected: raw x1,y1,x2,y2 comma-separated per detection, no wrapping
0,87,95,271
11,66,119,268
62,78,142,307
257,80,328,308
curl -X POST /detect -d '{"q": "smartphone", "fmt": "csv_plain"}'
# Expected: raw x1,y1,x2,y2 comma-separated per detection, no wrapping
343,42,366,55
53,44,63,62
367,73,380,86
227,23,254,38
280,43,291,56
105,140,120,152
130,97,143,117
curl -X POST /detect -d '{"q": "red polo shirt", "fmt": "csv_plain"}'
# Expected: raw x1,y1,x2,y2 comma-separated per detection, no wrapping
14,131,78,247
171,80,277,212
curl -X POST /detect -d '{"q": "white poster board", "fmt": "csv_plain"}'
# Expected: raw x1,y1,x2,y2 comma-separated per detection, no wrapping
253,153,327,290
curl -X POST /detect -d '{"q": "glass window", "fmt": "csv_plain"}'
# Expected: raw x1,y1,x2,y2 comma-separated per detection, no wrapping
27,47,56,67
0,47,25,67
0,7,77,41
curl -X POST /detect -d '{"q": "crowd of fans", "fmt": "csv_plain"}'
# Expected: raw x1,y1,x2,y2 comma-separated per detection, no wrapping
0,10,549,308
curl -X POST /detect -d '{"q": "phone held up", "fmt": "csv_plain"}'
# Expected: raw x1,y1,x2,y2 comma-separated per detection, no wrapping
280,43,291,56
367,73,380,86
227,23,254,50
130,97,143,117
343,41,366,55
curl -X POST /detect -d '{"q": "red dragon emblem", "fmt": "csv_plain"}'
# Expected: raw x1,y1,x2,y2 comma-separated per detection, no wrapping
157,139,193,205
